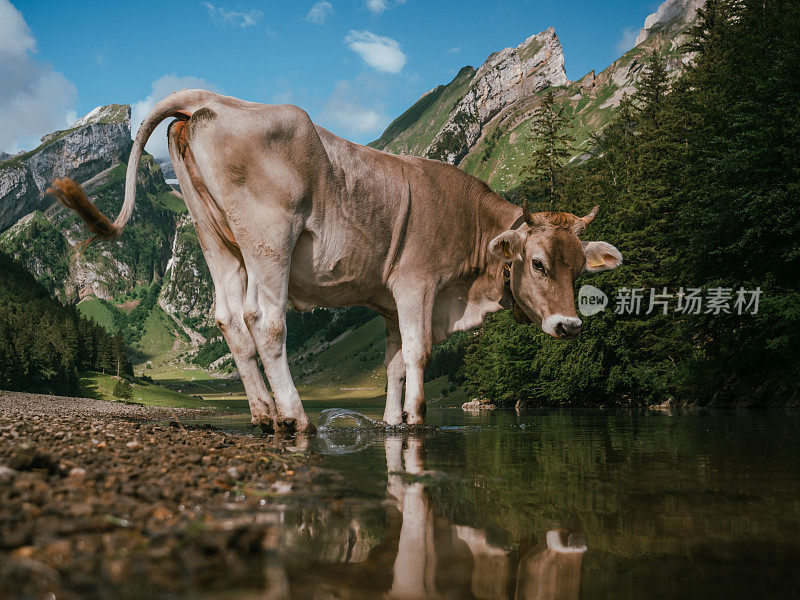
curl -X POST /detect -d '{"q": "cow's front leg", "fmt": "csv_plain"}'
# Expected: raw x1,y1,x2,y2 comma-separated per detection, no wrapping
383,317,405,425
396,289,434,425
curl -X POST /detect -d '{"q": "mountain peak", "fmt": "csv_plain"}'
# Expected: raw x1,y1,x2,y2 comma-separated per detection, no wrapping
636,0,705,46
70,104,131,129
477,27,568,88
422,28,569,163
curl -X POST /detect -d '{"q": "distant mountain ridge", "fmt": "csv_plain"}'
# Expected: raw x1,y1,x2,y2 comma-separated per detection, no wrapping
0,104,132,231
370,0,705,192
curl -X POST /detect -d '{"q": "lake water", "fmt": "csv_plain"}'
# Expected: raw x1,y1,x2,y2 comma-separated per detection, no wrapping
192,404,800,599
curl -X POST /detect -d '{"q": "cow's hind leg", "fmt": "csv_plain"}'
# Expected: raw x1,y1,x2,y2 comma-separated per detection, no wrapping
383,317,405,426
231,204,312,433
168,133,277,432
182,210,278,432
243,271,312,433
212,254,278,432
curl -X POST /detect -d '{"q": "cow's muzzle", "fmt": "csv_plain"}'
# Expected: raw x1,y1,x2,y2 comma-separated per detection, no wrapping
543,315,582,340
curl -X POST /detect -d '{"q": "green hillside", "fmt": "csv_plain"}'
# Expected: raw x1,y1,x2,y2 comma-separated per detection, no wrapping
369,66,476,156
370,22,693,193
76,297,121,332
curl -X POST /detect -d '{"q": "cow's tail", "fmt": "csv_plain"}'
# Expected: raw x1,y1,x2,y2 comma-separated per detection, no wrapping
47,89,214,243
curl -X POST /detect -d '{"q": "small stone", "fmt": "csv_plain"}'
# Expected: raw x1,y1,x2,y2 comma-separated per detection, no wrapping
125,440,142,450
226,466,240,480
68,467,87,480
270,481,292,495
12,546,35,559
0,465,18,482
8,442,36,470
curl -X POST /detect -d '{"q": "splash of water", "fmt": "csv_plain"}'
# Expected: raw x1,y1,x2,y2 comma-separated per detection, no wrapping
317,408,383,431
315,409,385,455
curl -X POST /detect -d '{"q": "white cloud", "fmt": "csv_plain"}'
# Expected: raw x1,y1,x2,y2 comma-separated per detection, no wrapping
615,26,638,55
365,0,387,15
131,74,219,160
364,0,405,16
446,46,461,54
344,30,406,74
0,0,34,56
0,0,77,154
306,1,333,24
202,2,262,28
321,79,386,138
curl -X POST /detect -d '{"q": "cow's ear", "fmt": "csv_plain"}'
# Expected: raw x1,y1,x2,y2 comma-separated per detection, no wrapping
582,241,622,272
489,230,524,263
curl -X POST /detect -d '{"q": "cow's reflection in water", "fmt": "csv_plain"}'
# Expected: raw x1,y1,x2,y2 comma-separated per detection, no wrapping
386,434,586,600
387,435,437,599
268,432,586,599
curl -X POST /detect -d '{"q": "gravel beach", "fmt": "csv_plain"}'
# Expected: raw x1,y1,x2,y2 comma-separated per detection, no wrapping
0,392,319,600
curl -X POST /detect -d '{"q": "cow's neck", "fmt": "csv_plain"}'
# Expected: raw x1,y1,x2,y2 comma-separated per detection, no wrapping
445,201,523,336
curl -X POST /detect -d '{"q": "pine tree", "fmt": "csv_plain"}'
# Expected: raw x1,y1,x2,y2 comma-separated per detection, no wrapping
521,90,574,206
99,337,114,375
113,378,133,400
589,94,636,189
113,330,131,377
633,50,671,130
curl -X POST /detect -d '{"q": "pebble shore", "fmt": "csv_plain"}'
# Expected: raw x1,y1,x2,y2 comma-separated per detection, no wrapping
0,391,319,600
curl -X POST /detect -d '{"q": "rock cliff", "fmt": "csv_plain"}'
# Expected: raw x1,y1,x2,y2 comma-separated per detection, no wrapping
160,213,214,319
0,105,132,231
636,0,705,46
426,28,569,163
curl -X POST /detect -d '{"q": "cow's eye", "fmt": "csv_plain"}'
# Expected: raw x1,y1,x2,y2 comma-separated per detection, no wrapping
531,258,546,274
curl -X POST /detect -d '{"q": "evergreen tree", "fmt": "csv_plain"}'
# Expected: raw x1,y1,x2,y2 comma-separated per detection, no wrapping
521,90,574,206
113,331,132,377
633,50,671,129
0,251,132,395
113,378,133,400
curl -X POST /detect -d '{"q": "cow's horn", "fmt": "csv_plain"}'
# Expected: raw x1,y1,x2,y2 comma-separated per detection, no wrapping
522,199,534,226
574,205,599,233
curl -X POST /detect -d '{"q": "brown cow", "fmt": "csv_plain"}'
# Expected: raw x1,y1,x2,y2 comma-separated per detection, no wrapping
49,89,622,433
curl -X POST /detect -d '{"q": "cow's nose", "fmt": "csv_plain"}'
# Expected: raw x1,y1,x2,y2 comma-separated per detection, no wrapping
555,318,582,339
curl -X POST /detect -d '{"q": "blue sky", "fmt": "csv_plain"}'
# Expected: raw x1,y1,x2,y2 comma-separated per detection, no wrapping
2,0,660,157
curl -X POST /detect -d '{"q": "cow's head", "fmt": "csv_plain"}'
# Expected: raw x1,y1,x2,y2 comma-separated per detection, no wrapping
489,204,622,340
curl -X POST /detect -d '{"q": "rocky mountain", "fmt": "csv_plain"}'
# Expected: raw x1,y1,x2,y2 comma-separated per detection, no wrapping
636,0,705,46
0,105,178,302
160,213,214,319
0,105,132,231
371,0,705,192
0,104,216,365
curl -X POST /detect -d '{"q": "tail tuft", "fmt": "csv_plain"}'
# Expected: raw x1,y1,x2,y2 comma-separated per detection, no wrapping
47,178,120,243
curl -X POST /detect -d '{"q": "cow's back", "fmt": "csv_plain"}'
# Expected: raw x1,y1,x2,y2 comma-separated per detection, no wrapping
312,128,515,289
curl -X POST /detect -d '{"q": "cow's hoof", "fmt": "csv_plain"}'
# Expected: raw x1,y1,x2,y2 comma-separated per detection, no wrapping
276,417,316,435
405,415,425,426
252,415,275,434
382,414,403,427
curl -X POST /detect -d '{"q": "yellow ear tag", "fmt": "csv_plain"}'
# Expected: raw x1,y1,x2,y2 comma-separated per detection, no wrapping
503,243,511,259
588,258,605,268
